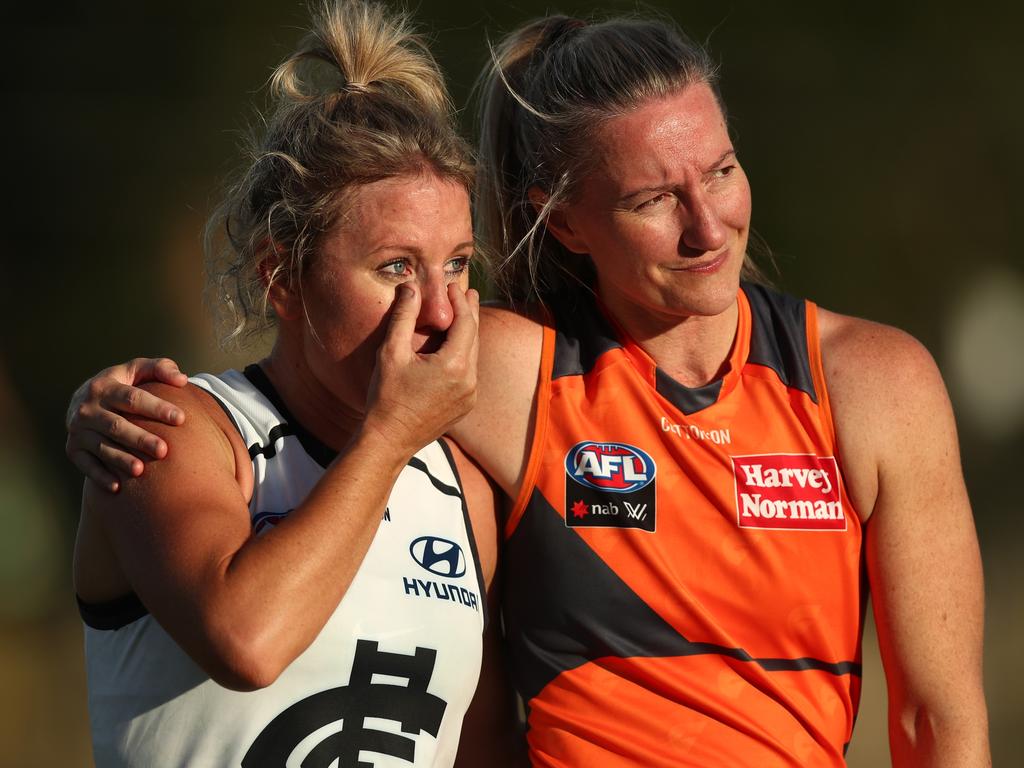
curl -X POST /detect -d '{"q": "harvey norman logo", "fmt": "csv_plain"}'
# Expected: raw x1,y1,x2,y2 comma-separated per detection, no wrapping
732,453,846,531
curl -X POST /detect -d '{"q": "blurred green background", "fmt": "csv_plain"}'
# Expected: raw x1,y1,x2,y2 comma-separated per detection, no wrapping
3,0,1021,764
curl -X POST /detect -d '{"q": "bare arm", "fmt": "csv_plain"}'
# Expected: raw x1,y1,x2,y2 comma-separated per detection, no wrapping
448,305,544,500
820,310,989,766
77,285,480,691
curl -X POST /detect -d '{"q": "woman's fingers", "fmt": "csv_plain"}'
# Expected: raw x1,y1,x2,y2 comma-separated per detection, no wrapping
101,382,184,427
67,446,122,493
143,357,189,389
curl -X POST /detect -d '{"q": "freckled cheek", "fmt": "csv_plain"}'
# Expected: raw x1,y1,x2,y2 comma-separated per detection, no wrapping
312,294,394,356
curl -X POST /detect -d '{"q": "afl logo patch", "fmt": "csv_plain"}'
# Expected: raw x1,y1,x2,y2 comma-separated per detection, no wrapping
409,536,467,578
564,441,657,532
565,441,656,492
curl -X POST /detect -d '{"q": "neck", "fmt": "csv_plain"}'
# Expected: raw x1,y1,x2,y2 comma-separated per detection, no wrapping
603,295,740,388
260,337,364,452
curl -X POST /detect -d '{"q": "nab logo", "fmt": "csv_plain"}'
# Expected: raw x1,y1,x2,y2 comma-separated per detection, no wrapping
410,536,466,578
565,441,656,493
564,441,657,532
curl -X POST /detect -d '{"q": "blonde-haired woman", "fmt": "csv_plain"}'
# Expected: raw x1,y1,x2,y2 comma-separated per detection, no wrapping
70,2,517,765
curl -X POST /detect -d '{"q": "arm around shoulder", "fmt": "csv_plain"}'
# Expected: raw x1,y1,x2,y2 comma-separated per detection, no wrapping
819,311,990,767
78,381,265,689
79,378,419,692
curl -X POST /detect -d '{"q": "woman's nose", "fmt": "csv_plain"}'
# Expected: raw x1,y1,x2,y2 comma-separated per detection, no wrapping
681,194,727,254
415,273,454,333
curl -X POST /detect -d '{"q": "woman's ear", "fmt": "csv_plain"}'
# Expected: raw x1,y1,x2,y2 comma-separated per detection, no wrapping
527,186,589,254
259,244,301,321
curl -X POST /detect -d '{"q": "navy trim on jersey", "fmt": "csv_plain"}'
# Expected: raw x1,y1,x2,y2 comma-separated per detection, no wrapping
77,592,148,630
742,282,818,403
249,423,297,461
505,488,860,703
437,438,489,634
406,456,461,498
244,363,484,497
654,368,722,413
549,281,818,415
192,379,247,445
243,364,338,468
550,288,622,380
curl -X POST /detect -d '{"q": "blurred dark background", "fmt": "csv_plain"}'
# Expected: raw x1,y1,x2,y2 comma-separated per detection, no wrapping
3,1,1021,764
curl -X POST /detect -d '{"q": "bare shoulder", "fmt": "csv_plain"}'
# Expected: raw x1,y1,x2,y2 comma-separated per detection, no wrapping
443,438,500,594
451,305,545,498
86,381,251,514
478,302,545,364
76,380,254,608
818,309,952,436
817,308,958,520
818,309,946,404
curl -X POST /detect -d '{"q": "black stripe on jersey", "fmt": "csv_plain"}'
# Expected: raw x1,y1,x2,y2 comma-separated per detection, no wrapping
549,288,622,380
248,423,295,461
244,363,475,499
437,438,490,633
505,489,860,704
77,592,148,630
742,282,818,403
244,364,337,467
406,456,462,499
654,368,722,414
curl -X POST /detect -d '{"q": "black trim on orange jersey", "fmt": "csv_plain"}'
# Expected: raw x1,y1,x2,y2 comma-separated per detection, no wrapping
550,289,622,379
654,368,722,412
505,489,860,703
743,282,818,403
77,592,148,630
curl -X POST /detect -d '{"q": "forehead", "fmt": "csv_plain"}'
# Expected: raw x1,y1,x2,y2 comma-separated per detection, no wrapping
328,171,472,252
592,83,731,190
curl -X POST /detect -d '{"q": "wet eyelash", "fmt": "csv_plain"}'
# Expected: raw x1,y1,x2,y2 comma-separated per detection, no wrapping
378,260,410,279
445,254,473,277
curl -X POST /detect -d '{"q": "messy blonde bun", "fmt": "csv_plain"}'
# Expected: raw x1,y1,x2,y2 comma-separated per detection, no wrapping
208,0,473,346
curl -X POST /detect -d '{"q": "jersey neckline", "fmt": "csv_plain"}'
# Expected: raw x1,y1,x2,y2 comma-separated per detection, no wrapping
243,363,339,468
596,287,752,416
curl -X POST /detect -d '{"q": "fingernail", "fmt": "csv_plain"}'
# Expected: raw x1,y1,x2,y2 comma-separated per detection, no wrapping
168,409,183,423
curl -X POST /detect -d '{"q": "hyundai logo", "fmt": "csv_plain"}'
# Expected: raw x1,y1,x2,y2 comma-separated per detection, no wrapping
409,536,466,578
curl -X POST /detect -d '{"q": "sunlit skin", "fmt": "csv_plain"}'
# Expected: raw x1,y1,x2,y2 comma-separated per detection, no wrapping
541,83,751,386
64,83,991,768
265,170,475,449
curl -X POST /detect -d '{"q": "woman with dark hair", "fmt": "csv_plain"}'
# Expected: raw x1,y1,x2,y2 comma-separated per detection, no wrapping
68,10,988,767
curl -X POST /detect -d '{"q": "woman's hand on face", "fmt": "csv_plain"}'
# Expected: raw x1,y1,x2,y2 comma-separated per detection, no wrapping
363,282,479,457
65,357,189,492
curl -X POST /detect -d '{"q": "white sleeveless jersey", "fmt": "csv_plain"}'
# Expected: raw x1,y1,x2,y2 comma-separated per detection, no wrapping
80,365,486,768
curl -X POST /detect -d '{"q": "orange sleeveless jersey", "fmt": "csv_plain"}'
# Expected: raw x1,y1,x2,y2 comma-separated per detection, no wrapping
504,283,864,767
